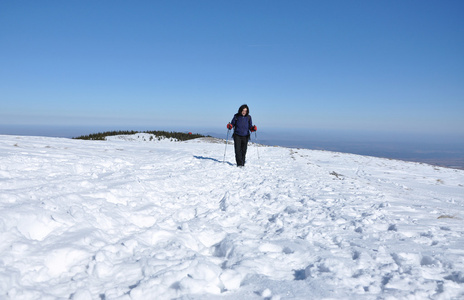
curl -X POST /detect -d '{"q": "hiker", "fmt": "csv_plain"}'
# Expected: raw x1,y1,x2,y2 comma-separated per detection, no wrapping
227,104,257,167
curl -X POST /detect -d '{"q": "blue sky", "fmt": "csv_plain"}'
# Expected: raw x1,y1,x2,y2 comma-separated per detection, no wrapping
1,0,463,142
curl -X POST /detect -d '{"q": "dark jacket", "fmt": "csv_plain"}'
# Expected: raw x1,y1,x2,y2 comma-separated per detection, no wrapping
231,114,253,137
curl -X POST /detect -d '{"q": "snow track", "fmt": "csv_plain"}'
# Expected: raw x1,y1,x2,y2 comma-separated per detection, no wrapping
0,134,463,299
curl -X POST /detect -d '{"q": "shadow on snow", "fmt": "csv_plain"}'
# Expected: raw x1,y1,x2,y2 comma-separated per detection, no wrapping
194,156,234,166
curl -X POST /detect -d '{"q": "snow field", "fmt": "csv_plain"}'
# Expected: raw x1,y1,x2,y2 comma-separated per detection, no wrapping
0,133,463,299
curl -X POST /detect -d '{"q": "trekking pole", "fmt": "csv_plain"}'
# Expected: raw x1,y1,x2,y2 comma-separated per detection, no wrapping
223,129,231,163
254,131,260,159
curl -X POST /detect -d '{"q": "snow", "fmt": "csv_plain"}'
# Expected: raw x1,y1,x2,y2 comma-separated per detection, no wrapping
0,133,463,299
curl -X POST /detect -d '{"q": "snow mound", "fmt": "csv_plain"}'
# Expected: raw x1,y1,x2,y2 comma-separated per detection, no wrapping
105,133,179,143
1,134,463,299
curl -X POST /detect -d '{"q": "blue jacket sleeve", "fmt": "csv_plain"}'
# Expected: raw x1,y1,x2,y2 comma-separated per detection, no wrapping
248,116,253,129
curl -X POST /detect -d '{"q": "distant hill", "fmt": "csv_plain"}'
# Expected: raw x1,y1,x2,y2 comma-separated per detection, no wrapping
73,130,207,141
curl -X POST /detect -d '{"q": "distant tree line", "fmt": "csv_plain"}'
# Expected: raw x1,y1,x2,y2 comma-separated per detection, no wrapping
73,130,207,141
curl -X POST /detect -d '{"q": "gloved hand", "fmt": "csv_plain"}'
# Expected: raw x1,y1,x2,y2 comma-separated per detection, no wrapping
227,123,233,129
250,125,257,132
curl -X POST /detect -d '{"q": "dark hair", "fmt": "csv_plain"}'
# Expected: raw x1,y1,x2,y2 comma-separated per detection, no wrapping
237,104,250,116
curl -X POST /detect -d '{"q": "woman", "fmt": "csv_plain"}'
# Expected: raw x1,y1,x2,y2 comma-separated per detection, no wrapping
227,104,257,167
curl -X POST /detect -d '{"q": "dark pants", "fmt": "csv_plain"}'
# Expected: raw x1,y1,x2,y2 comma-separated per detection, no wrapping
233,134,249,166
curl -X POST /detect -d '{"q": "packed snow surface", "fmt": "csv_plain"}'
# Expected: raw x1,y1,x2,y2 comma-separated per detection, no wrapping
1,133,463,299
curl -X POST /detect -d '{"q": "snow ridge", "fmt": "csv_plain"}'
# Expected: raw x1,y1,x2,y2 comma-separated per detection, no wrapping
0,134,463,299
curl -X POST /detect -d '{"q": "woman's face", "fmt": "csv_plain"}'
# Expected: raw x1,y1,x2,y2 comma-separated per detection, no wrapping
241,108,248,116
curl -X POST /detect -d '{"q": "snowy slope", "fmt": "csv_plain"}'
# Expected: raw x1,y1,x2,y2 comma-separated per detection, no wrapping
0,134,463,300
